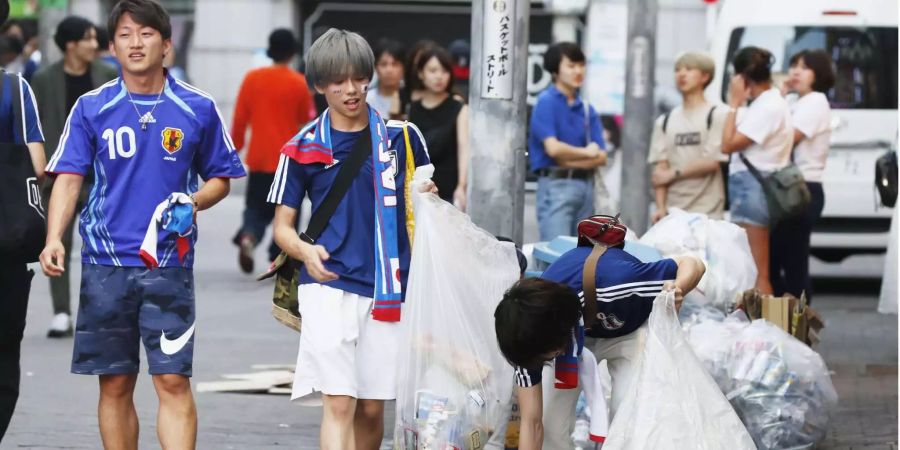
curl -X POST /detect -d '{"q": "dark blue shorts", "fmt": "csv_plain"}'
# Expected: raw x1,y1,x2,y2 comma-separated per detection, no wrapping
72,265,195,377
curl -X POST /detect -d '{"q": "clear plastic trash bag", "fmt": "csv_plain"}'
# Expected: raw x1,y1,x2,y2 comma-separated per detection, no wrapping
684,314,838,450
394,188,520,450
603,291,757,450
639,208,757,309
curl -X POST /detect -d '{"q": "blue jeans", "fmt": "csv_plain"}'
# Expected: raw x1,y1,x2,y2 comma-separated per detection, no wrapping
729,170,771,227
537,176,594,241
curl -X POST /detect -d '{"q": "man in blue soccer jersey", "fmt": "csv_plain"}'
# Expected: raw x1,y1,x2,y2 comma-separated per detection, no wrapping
494,216,706,450
39,1,245,448
0,0,47,439
268,29,435,450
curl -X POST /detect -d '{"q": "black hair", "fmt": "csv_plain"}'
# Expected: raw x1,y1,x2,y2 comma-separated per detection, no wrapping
0,2,9,27
0,34,21,56
96,25,109,49
789,49,836,93
54,16,95,52
543,42,585,76
732,46,774,84
405,39,437,93
266,28,298,63
107,0,171,41
373,38,405,65
494,278,582,369
416,45,454,94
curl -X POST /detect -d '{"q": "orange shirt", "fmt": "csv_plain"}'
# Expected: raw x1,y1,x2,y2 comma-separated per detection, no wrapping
231,65,314,173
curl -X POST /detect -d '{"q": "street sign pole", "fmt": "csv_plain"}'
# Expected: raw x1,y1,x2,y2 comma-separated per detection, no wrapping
467,0,530,244
619,0,657,235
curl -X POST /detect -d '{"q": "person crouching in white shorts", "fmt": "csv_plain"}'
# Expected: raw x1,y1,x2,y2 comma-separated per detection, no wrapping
269,28,436,450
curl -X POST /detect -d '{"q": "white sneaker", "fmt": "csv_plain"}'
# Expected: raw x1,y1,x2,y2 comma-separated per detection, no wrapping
47,313,73,338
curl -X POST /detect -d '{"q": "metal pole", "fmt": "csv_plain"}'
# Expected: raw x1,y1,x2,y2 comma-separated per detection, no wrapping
619,0,657,235
467,0,529,244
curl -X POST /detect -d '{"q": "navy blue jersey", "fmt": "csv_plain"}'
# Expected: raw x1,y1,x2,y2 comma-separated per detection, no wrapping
515,247,677,387
268,120,430,299
0,73,43,144
45,73,246,267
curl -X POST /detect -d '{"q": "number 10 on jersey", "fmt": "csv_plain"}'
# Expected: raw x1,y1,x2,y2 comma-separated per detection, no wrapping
103,126,137,159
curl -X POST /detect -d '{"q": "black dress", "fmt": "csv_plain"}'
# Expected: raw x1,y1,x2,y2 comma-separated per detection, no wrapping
408,97,464,203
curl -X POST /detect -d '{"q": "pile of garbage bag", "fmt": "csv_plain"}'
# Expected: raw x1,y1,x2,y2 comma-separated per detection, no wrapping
640,208,757,309
394,182,520,450
682,304,838,450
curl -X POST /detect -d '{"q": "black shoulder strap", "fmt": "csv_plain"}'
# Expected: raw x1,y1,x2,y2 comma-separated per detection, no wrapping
662,111,671,134
299,128,372,244
739,152,767,185
706,105,717,130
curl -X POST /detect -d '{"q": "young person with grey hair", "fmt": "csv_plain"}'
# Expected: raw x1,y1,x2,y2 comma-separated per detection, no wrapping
268,28,436,450
648,51,729,222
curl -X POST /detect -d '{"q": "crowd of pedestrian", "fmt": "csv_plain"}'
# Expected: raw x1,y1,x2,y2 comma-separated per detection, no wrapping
0,0,841,447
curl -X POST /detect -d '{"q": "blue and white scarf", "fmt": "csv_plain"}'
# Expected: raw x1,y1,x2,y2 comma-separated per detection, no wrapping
281,106,403,321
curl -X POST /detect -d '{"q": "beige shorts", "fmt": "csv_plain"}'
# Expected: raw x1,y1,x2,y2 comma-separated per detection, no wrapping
290,283,401,401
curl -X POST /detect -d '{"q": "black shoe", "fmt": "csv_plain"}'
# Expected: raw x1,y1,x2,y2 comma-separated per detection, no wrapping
239,235,255,274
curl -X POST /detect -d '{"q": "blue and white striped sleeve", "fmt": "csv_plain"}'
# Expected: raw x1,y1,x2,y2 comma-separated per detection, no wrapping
45,98,92,176
515,365,542,388
267,153,306,210
405,122,431,166
19,77,43,143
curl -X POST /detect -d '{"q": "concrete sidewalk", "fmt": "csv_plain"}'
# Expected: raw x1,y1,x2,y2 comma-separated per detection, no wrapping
816,290,898,450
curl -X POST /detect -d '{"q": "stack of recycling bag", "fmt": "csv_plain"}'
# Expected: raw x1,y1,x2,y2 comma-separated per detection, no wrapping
643,209,837,450
680,304,838,449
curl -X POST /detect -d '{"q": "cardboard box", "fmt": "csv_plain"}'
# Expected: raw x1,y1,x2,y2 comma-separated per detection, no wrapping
762,296,791,333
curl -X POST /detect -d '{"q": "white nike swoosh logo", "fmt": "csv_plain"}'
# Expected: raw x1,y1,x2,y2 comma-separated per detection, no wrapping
160,323,195,355
324,158,341,169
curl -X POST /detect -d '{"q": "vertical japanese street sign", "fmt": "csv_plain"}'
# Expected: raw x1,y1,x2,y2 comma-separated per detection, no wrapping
481,0,515,100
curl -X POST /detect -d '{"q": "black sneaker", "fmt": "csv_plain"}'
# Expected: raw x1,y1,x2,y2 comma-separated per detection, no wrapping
239,235,255,274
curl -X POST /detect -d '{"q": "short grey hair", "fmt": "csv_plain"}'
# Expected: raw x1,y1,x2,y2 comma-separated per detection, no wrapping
305,28,375,88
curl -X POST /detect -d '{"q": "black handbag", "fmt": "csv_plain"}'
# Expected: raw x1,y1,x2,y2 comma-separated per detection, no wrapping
875,150,897,208
0,71,45,262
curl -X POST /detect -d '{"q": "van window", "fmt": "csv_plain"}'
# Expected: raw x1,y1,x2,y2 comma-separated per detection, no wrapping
722,26,898,110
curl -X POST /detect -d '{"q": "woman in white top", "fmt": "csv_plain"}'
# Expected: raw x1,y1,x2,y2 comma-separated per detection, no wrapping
721,47,793,294
770,49,835,302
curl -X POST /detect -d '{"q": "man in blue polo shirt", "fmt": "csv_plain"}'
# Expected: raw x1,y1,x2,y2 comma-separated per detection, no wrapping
495,216,706,450
530,42,608,241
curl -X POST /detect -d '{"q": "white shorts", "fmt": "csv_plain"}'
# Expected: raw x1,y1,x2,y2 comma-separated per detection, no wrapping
290,284,401,401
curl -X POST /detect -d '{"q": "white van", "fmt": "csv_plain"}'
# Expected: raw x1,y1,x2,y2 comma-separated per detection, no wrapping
707,0,898,271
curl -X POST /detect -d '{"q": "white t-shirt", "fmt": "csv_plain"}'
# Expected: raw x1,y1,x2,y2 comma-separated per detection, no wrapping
730,88,793,174
789,92,831,182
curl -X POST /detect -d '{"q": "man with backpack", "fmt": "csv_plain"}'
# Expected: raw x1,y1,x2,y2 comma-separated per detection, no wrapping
648,51,729,222
0,0,46,440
